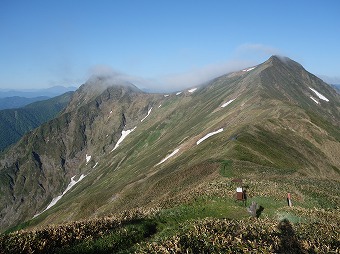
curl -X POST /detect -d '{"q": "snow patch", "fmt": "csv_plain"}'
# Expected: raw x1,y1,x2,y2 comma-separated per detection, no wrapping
34,175,86,218
197,128,224,145
86,154,91,164
110,110,113,114
309,87,329,102
111,127,136,152
93,162,98,168
176,91,182,95
221,99,235,108
141,107,153,122
310,97,319,104
242,67,255,72
156,148,180,166
164,94,169,97
158,104,162,108
188,88,197,93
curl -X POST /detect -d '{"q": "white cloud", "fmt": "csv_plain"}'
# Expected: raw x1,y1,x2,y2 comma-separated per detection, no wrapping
88,65,122,77
86,44,283,93
147,59,255,92
87,59,255,93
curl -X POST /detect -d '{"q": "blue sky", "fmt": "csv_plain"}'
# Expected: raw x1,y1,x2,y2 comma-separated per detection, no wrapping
1,0,340,91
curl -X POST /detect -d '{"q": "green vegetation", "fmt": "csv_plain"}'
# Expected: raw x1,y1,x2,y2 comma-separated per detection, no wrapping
219,160,234,177
54,219,157,254
1,159,339,253
1,56,339,252
0,96,50,110
1,200,339,253
0,92,73,151
307,110,340,142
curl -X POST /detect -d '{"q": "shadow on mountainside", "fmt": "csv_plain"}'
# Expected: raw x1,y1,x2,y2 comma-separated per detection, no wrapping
277,219,306,254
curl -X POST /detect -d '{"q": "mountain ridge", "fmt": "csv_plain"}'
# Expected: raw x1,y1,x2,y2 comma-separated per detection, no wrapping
0,96,50,110
0,92,74,152
0,56,339,233
0,86,77,98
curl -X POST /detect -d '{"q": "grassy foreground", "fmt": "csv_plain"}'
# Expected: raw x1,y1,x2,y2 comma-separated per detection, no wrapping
1,160,339,253
1,201,339,253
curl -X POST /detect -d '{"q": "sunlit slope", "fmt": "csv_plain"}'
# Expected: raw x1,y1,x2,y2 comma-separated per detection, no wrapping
25,56,340,228
1,56,339,232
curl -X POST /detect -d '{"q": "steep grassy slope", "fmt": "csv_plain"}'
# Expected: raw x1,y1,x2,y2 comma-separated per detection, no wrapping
0,56,339,238
0,92,74,151
0,82,164,231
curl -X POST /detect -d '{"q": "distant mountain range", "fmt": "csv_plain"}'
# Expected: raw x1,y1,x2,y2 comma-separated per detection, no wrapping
332,84,340,93
0,92,74,151
0,56,339,252
0,86,77,110
0,86,77,98
0,96,50,110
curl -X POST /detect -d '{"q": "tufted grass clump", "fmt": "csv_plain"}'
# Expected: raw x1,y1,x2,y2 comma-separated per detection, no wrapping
137,217,340,253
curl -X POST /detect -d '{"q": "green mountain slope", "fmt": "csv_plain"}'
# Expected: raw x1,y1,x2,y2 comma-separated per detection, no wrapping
0,96,49,110
0,92,74,151
0,55,339,250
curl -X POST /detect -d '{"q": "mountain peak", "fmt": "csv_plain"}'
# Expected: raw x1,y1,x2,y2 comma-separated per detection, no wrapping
265,55,303,69
84,74,141,92
269,55,290,62
64,75,143,113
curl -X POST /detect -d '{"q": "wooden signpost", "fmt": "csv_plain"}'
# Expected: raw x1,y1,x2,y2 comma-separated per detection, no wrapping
287,192,292,207
236,186,247,206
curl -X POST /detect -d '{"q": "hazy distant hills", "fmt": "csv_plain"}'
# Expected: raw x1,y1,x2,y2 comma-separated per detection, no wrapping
0,56,339,252
0,86,77,110
0,86,77,98
0,92,74,151
0,96,50,110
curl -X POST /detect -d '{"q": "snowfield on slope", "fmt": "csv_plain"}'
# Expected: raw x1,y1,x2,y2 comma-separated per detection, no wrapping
141,107,152,122
188,88,197,93
310,96,319,104
196,128,224,145
221,99,236,108
156,148,180,166
242,67,256,72
309,87,329,102
111,127,136,152
34,174,86,218
86,154,91,164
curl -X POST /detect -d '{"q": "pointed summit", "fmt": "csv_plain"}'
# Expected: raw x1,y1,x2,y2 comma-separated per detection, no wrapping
264,55,304,70
248,55,339,124
64,75,144,113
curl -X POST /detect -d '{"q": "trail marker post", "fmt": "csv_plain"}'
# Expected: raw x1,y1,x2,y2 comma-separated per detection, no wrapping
287,192,292,207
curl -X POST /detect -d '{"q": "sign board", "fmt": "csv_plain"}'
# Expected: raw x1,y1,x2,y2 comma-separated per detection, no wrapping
236,187,244,200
